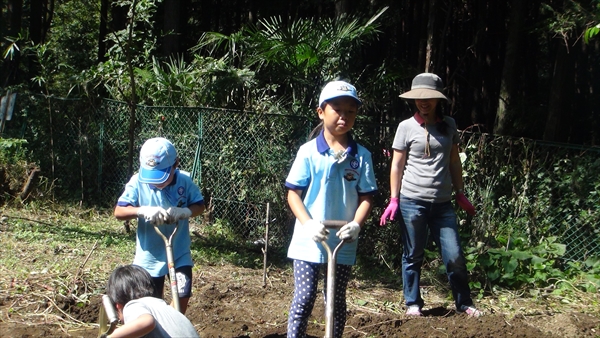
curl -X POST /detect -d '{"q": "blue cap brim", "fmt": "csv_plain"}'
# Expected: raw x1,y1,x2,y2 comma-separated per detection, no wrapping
331,94,362,106
139,166,171,184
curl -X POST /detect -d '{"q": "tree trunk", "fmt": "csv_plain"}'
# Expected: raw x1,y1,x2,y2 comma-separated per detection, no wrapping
163,0,182,57
30,0,42,44
111,0,128,31
98,0,109,62
42,0,54,43
494,0,524,135
335,0,349,17
424,0,436,72
543,40,572,142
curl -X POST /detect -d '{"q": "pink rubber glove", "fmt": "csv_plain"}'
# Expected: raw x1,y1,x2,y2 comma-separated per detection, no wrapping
456,192,476,216
379,197,399,226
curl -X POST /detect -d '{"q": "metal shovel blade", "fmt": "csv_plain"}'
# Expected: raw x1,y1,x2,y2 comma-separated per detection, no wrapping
98,295,119,337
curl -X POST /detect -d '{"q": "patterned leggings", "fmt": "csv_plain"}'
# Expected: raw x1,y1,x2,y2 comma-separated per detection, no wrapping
287,259,352,338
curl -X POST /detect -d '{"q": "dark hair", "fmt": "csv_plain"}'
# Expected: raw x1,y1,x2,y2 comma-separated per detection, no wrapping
106,265,156,305
308,121,324,140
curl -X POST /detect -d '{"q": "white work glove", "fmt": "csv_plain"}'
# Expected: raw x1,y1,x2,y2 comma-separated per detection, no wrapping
137,206,168,225
165,207,192,224
337,221,361,242
304,219,329,242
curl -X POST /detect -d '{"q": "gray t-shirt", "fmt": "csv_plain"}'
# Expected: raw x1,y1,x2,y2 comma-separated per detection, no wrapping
392,114,459,203
123,297,199,338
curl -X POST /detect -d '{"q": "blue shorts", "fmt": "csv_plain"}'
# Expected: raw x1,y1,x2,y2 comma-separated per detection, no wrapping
152,265,193,299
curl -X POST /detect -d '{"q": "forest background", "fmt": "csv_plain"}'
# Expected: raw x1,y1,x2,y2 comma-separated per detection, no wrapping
1,0,600,315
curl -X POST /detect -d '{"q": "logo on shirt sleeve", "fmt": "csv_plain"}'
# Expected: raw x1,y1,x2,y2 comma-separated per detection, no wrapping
350,159,359,169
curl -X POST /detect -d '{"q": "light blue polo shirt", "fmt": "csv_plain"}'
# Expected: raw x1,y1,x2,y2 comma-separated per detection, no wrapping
117,169,204,277
285,132,378,265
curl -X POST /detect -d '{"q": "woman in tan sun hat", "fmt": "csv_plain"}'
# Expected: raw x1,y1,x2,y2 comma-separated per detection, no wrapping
379,73,482,318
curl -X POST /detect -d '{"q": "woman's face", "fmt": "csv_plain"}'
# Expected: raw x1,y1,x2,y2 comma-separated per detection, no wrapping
318,97,359,136
415,98,440,122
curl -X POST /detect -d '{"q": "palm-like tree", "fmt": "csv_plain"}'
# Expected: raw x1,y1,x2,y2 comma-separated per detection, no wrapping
193,7,388,116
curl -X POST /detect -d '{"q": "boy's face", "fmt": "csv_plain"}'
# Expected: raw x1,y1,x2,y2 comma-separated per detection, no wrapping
151,165,175,190
318,96,359,136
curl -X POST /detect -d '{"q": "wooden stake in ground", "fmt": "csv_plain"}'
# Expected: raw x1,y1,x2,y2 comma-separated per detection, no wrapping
262,202,270,287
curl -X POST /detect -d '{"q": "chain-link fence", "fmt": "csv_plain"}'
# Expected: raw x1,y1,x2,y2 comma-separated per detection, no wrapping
3,95,600,263
2,94,103,202
98,99,312,248
458,133,600,262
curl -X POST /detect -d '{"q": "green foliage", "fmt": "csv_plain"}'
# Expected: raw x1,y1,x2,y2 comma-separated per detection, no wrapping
461,133,600,262
584,23,600,43
83,0,161,104
0,138,28,164
192,7,388,115
190,218,263,268
467,236,567,289
584,0,600,44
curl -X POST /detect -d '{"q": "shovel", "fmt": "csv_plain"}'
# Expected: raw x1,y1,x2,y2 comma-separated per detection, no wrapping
154,223,181,312
320,220,348,338
97,294,119,338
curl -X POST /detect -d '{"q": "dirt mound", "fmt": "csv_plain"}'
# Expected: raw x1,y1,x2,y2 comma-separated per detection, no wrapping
1,264,599,337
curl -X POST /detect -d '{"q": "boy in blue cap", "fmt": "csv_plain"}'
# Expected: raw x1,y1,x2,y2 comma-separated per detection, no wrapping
114,137,205,314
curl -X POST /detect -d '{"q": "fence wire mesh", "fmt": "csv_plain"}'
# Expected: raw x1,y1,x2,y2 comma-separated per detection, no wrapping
3,95,599,263
99,99,310,248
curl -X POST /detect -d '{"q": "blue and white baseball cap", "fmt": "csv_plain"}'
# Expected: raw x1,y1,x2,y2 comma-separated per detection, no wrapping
318,81,362,107
138,137,177,184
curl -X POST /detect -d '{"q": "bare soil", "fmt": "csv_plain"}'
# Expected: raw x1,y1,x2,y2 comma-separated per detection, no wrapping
1,263,599,338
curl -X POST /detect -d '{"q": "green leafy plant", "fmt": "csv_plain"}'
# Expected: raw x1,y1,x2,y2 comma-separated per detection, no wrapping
467,236,569,290
0,138,28,164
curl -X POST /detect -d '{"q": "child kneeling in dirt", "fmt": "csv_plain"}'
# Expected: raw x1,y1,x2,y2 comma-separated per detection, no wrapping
103,264,199,338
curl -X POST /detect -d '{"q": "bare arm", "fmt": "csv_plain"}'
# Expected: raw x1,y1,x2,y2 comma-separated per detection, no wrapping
448,144,464,193
353,195,374,226
109,313,155,338
114,205,140,221
287,189,311,224
188,203,205,218
389,149,407,198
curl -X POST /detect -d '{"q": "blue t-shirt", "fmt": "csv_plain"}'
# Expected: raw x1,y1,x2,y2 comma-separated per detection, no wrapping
285,132,378,265
117,169,204,277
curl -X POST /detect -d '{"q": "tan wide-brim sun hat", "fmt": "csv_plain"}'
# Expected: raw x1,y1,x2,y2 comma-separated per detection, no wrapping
399,73,448,101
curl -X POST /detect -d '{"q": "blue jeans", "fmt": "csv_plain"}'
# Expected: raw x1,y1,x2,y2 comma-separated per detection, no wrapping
398,195,473,310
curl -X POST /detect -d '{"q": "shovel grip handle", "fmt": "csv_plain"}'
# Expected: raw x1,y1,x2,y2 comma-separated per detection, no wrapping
321,220,348,228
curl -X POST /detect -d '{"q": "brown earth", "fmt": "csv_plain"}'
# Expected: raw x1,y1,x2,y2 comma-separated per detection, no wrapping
1,264,599,338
